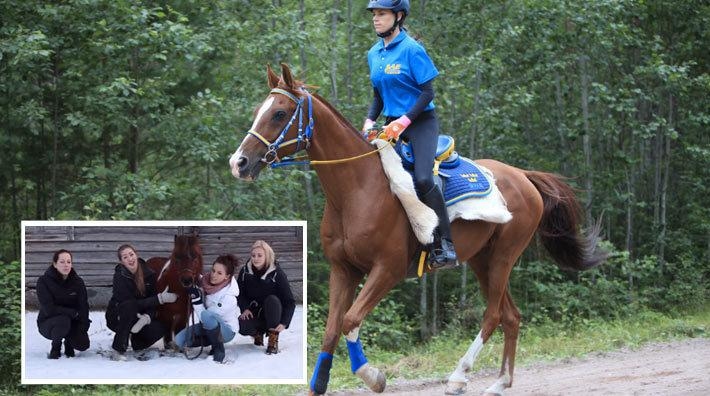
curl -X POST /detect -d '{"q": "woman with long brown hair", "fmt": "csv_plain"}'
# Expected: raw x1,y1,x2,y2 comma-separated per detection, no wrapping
105,244,176,360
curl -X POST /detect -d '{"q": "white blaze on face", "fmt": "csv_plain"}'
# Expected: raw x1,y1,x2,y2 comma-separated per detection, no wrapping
229,96,276,177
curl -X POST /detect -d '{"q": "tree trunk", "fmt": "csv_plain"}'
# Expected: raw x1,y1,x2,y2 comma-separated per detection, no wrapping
329,0,340,107
432,271,439,335
578,55,593,223
419,273,428,340
657,93,673,268
554,72,569,175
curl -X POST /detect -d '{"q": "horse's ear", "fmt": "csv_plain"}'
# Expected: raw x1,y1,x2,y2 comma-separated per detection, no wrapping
267,64,279,89
280,63,295,89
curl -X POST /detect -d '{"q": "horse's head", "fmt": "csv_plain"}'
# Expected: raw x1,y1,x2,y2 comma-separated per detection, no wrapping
229,63,313,180
171,235,203,288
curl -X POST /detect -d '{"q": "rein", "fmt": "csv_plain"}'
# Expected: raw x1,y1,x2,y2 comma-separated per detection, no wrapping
247,88,387,167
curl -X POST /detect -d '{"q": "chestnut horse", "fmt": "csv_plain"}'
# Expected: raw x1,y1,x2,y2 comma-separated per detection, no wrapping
229,64,606,395
146,234,203,348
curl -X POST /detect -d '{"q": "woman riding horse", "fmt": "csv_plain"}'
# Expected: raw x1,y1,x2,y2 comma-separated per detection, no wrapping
229,64,605,395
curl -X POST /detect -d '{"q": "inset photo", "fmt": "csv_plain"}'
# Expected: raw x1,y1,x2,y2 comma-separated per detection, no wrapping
21,220,306,385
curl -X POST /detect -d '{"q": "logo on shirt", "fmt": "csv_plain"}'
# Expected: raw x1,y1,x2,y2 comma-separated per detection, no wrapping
385,63,401,74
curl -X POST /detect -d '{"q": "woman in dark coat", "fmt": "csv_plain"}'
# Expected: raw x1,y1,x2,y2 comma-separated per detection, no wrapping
237,240,296,354
36,249,90,359
105,244,177,360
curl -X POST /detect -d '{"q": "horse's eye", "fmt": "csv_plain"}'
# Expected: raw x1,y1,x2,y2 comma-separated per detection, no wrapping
272,110,287,122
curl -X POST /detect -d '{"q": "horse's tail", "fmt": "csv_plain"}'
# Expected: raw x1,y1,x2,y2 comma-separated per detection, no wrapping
525,171,607,271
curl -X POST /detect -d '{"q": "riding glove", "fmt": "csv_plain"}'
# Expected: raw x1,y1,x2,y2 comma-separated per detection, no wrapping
384,115,411,140
157,286,178,304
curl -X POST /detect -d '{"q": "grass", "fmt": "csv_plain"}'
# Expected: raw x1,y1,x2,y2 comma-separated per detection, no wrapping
18,306,709,395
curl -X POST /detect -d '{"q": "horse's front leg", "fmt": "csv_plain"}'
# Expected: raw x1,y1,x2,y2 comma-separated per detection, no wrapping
310,264,361,396
341,264,402,393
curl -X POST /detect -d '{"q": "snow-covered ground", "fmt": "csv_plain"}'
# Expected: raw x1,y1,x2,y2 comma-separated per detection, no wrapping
22,306,305,384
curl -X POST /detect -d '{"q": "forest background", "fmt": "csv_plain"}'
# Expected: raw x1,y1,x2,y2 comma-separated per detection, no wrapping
1,0,708,393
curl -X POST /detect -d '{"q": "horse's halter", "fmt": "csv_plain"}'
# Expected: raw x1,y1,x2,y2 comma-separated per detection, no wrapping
246,87,314,165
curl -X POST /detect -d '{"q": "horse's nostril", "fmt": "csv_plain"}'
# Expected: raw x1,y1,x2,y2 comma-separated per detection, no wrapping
237,156,248,169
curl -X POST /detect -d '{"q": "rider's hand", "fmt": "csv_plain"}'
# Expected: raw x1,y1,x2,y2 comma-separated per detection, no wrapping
361,118,376,141
384,115,411,140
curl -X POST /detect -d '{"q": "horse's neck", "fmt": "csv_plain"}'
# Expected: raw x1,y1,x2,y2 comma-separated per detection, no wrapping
307,104,388,200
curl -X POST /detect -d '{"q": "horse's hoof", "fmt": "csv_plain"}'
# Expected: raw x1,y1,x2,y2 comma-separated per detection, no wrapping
356,363,386,393
444,381,466,395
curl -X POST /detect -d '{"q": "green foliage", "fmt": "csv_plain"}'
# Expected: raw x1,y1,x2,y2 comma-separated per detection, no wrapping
0,262,20,388
1,1,710,391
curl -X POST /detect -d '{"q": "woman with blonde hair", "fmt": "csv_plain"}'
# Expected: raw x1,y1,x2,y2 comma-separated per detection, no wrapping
237,240,295,354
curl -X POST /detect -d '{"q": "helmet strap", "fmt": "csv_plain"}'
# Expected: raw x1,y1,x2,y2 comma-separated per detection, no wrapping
376,14,400,38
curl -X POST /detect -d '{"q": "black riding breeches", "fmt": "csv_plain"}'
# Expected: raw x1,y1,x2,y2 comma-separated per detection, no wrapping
392,109,439,195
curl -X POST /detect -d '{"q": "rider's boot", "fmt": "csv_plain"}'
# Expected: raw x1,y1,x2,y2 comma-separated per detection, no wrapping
419,185,458,269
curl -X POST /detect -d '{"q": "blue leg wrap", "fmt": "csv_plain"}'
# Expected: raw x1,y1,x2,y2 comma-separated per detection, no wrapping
310,351,333,394
346,337,368,373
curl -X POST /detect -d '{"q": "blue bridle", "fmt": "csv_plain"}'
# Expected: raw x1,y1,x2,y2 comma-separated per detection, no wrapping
246,87,314,166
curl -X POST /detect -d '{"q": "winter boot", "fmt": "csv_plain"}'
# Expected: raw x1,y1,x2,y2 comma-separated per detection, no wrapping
253,331,264,346
64,339,75,357
205,325,225,363
266,330,279,355
48,340,62,359
419,185,458,269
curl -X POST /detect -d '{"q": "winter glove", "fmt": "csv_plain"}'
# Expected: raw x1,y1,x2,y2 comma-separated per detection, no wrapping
383,115,411,140
130,313,151,334
188,286,203,306
157,286,178,305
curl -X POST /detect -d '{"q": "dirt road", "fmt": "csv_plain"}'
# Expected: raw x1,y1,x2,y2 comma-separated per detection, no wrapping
331,338,710,395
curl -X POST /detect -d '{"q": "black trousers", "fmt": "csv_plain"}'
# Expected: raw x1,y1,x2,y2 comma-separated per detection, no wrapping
106,300,164,353
238,294,283,336
390,109,439,195
38,315,90,351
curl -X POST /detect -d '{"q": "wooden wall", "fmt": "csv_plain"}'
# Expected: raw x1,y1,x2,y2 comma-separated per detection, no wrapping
24,224,304,308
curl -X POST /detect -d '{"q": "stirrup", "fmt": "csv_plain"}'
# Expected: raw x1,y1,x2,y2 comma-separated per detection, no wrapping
429,239,458,269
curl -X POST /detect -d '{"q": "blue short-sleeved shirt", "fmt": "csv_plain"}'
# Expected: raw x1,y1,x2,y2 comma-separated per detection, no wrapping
367,31,439,118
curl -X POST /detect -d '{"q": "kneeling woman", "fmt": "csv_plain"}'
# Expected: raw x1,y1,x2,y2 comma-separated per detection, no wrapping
106,244,177,360
175,254,239,363
237,240,296,354
36,249,91,359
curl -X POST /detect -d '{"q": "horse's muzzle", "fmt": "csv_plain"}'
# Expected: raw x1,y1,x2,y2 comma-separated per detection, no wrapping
180,276,195,288
229,150,263,180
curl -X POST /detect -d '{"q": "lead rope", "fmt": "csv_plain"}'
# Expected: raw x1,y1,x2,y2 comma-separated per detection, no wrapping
183,293,204,360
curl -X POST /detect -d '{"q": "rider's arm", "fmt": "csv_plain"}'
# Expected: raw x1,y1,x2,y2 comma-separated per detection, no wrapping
366,87,384,122
404,79,434,121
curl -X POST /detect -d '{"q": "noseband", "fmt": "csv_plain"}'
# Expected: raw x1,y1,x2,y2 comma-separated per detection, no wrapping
246,88,314,165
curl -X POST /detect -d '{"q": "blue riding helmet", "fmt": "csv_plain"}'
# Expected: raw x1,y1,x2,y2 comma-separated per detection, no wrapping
366,0,410,16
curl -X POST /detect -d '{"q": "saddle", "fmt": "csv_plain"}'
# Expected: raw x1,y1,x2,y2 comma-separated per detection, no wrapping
394,135,493,204
391,134,493,277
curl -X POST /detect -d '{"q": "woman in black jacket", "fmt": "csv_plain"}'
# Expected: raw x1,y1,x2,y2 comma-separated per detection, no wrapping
105,244,177,360
237,240,296,354
36,249,90,359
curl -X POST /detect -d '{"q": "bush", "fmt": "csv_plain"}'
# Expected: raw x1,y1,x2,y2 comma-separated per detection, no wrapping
0,261,21,388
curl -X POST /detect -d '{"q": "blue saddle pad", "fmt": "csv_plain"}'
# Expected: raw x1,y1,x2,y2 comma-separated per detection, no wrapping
439,158,492,204
398,156,493,205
